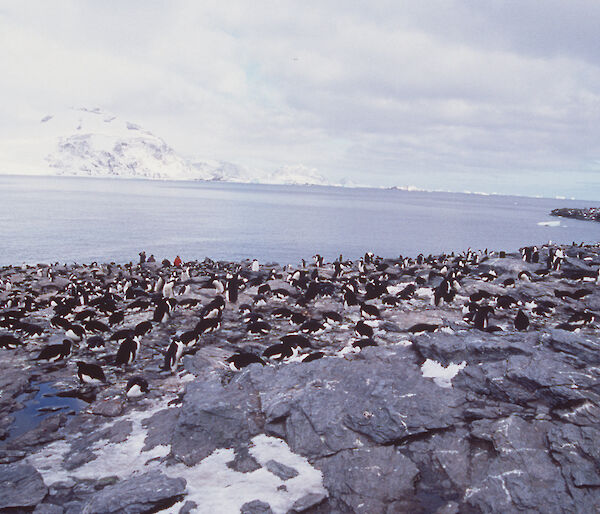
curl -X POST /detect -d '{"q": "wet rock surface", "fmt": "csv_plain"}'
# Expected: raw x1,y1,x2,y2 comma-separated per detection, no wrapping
1,244,600,512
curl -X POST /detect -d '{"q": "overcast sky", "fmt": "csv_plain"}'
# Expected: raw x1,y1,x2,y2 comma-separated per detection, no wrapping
1,1,600,198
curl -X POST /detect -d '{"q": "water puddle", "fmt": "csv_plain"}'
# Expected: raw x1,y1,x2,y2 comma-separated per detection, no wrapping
7,382,88,441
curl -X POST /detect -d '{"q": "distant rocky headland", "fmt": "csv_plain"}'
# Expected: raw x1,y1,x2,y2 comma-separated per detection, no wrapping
1,244,600,512
551,207,600,222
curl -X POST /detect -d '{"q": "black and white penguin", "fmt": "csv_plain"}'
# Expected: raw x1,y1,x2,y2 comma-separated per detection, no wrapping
163,340,184,371
110,329,135,343
251,259,260,272
108,311,125,326
125,376,150,398
360,303,381,319
473,306,494,331
354,320,374,338
76,361,107,384
195,317,221,335
115,337,140,366
300,319,325,334
134,320,153,337
514,310,530,331
321,311,343,324
152,299,171,323
263,342,296,361
86,335,106,352
35,339,72,362
85,319,110,333
227,352,265,371
280,333,311,349
65,324,86,342
201,296,225,319
407,323,439,334
246,320,272,334
226,273,240,303
353,337,378,350
302,351,324,362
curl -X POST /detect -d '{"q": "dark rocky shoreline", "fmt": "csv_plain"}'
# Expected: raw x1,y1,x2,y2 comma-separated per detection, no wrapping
1,243,600,513
551,207,600,222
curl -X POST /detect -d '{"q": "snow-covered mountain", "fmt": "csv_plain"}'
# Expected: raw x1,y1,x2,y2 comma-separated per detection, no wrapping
0,107,329,186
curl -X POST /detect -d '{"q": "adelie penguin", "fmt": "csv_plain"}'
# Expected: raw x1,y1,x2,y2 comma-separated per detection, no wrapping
35,339,72,362
163,339,184,371
227,352,265,371
514,310,529,331
125,376,150,398
115,337,140,366
76,361,107,384
226,273,239,303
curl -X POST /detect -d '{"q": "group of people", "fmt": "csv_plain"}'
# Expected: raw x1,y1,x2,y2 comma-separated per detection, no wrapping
138,251,182,267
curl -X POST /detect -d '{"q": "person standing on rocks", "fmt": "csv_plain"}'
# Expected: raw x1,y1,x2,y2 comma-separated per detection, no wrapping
139,251,146,264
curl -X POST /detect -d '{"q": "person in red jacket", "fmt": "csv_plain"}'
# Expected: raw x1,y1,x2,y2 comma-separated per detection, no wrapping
174,255,182,267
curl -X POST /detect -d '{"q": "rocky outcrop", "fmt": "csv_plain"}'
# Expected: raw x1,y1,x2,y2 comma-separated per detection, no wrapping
2,244,600,512
0,462,48,510
81,470,186,513
551,207,600,222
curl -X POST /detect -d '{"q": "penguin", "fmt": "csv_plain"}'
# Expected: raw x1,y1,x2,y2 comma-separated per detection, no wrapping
125,376,150,398
407,323,439,334
226,273,240,303
65,324,86,342
195,317,221,335
110,329,135,343
473,306,494,331
85,319,110,333
358,302,380,319
272,307,295,319
302,351,324,362
354,320,374,338
514,310,530,331
280,333,311,349
201,296,225,319
153,299,171,323
163,340,184,371
108,311,125,326
353,337,378,350
343,289,359,308
115,337,140,366
176,329,200,347
246,320,272,334
300,319,325,334
134,320,153,337
86,335,106,352
76,361,107,384
35,339,71,362
227,352,265,371
251,260,260,272
321,311,343,324
263,342,296,361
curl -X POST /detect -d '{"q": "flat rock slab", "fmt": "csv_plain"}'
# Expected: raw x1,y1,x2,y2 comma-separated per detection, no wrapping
0,462,48,510
81,470,186,514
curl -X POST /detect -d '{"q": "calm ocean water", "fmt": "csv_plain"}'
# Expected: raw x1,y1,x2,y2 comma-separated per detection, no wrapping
1,175,599,266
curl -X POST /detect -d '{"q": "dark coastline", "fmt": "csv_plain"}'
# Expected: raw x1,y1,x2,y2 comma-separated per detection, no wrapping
551,207,600,222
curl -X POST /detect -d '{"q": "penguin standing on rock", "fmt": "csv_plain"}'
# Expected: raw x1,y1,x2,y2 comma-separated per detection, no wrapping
163,339,184,371
226,273,239,304
514,310,530,331
76,361,107,384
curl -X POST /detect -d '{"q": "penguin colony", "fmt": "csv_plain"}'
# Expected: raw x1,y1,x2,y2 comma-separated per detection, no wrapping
1,243,599,403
